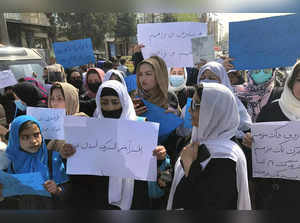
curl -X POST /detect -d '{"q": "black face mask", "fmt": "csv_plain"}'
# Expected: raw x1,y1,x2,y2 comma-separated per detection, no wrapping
88,82,101,93
101,108,123,119
69,79,83,89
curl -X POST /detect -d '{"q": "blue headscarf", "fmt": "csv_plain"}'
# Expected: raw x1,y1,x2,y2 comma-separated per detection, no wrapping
5,115,68,185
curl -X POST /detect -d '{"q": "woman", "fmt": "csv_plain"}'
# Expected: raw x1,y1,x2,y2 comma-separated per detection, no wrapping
197,61,252,139
227,70,245,86
103,69,127,88
66,68,85,96
81,68,105,101
243,61,300,209
47,82,88,152
234,69,283,122
168,67,194,109
167,82,251,210
2,82,48,125
59,80,167,209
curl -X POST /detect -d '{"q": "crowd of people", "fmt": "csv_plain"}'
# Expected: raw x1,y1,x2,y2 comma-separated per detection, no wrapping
0,42,296,210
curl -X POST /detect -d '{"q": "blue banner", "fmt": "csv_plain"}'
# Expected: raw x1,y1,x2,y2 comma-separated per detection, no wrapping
124,74,137,93
53,38,95,69
183,98,193,129
229,14,300,70
0,171,51,198
142,100,183,139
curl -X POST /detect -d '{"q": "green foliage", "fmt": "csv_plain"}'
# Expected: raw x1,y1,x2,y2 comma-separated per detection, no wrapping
47,12,117,49
114,13,137,38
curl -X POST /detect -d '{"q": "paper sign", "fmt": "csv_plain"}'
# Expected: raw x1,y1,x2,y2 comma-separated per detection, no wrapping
137,22,207,67
53,38,95,69
64,117,159,181
252,121,300,181
26,107,66,140
229,14,300,70
124,74,137,93
183,98,193,129
142,99,183,138
191,35,215,64
0,171,51,197
0,70,17,89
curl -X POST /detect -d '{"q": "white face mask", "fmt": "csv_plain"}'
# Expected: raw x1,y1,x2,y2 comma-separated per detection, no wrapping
170,75,185,87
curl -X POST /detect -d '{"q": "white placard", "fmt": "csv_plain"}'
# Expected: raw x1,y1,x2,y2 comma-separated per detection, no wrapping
64,116,159,181
252,121,300,181
26,107,66,140
0,70,17,89
191,35,215,64
137,22,207,67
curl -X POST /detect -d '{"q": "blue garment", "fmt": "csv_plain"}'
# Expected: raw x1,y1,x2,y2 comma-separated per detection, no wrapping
5,115,68,185
147,155,171,199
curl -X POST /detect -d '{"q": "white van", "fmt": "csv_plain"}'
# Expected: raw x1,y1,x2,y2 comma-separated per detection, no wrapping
0,45,47,84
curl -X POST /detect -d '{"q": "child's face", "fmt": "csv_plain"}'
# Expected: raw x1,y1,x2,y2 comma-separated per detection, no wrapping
19,124,42,153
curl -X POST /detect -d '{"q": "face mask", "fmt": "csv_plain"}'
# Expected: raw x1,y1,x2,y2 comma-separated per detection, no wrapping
200,79,220,84
14,100,27,112
170,75,185,87
88,82,101,93
69,79,83,89
101,108,123,119
251,70,272,84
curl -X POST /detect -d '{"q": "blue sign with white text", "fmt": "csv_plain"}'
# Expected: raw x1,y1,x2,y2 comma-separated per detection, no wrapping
53,38,95,69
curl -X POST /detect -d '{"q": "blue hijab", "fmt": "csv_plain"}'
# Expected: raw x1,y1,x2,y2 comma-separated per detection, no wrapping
5,115,68,185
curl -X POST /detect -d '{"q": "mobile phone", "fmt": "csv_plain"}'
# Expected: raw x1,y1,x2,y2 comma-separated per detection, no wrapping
133,98,145,108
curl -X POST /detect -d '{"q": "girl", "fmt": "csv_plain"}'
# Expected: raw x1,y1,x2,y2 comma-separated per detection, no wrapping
60,80,168,209
167,83,251,210
3,115,68,209
168,67,194,109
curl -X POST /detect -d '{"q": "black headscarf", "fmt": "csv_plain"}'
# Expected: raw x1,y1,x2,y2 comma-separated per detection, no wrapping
13,82,47,107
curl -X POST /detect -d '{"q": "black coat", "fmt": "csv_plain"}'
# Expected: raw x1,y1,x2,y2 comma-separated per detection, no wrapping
173,145,238,210
253,100,300,209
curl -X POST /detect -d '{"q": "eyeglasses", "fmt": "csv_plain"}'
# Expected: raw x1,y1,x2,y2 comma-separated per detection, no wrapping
190,99,201,111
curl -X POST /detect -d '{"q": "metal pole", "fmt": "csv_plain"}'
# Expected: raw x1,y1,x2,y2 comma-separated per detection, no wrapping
0,13,10,45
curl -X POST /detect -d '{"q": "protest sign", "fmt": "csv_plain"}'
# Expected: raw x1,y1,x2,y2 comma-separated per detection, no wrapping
137,22,207,67
64,116,159,181
252,121,300,181
229,14,300,70
27,107,66,140
191,35,215,64
0,70,17,89
53,38,95,69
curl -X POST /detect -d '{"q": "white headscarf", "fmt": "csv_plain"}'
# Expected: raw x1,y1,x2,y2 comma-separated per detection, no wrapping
95,80,135,210
167,83,251,210
197,61,252,136
279,61,300,121
104,69,127,90
168,67,187,92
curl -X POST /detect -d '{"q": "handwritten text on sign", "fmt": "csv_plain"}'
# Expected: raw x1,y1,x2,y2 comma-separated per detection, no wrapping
137,22,207,67
64,116,159,181
252,121,300,181
53,38,95,69
0,70,17,89
26,107,66,140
